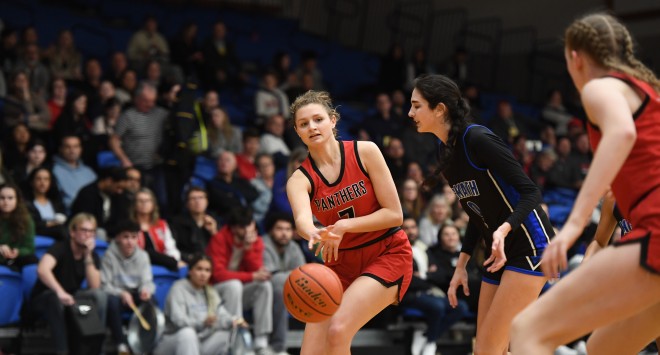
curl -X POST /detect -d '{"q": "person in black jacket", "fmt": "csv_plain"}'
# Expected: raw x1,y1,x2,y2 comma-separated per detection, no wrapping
170,187,219,264
427,223,481,313
70,167,129,239
207,151,259,219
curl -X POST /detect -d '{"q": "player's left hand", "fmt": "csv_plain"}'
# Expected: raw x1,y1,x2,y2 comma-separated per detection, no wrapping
484,223,510,273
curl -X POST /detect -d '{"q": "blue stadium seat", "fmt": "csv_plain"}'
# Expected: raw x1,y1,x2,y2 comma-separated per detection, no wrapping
151,265,181,309
34,235,55,259
401,307,425,319
97,150,121,168
94,239,109,258
0,266,24,326
192,156,217,182
22,263,39,302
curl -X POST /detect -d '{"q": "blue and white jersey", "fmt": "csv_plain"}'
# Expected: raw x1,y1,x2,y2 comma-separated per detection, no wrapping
441,125,554,261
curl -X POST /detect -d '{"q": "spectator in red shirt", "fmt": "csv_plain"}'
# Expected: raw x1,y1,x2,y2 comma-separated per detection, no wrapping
206,207,275,354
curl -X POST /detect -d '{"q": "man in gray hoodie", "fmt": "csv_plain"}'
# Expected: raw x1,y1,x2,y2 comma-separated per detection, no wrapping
262,213,306,355
102,220,155,354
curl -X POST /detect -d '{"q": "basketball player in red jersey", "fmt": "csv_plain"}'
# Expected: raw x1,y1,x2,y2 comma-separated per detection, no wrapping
512,13,660,354
286,90,412,355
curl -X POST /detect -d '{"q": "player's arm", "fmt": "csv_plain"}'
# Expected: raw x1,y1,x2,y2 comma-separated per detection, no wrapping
286,169,316,241
332,141,403,234
560,79,637,245
584,192,617,261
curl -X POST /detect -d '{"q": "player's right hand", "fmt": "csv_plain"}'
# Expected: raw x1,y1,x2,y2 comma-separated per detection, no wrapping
447,267,469,308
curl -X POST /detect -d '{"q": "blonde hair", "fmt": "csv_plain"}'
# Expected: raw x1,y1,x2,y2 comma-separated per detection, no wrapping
208,107,234,144
565,13,660,92
130,187,161,225
289,90,340,136
68,212,97,232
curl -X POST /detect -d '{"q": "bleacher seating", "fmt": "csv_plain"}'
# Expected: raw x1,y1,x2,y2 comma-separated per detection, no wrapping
191,155,217,183
21,264,39,303
151,265,181,309
0,267,24,326
94,239,109,258
97,150,122,169
33,236,55,260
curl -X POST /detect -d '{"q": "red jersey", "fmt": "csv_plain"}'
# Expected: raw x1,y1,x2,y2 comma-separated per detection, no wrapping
587,72,660,228
299,141,399,250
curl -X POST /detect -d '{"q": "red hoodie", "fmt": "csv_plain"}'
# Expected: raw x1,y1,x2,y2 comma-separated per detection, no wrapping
206,225,264,284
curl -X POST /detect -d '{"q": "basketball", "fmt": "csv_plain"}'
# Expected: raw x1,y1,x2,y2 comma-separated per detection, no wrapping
283,263,343,323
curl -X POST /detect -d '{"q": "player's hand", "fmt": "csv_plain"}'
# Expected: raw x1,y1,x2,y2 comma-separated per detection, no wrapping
484,224,509,273
447,267,469,308
541,223,581,279
317,228,342,262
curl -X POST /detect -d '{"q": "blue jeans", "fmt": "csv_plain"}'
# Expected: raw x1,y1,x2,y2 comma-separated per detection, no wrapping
402,292,469,342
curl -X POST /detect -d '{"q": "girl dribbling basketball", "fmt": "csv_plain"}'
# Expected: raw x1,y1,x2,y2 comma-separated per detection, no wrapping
286,91,412,355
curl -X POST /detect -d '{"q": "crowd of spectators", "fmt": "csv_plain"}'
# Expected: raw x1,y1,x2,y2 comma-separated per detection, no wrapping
0,11,600,355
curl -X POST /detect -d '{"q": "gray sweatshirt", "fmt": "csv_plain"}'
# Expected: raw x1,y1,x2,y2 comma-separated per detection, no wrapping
262,234,306,274
101,242,156,296
164,278,234,339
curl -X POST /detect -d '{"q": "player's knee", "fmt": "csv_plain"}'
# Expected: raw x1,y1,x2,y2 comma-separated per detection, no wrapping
511,312,532,340
326,320,352,348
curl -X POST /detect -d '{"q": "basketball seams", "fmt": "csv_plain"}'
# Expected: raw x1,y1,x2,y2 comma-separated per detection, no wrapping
286,273,334,317
299,265,342,306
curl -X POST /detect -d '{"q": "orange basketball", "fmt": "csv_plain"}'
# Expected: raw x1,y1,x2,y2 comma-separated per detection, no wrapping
283,263,343,323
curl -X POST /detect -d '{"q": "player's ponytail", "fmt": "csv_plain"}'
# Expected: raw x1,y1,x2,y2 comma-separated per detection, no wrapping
413,74,470,190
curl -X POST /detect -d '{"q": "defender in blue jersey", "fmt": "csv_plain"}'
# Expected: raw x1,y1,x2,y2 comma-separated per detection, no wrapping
409,74,553,354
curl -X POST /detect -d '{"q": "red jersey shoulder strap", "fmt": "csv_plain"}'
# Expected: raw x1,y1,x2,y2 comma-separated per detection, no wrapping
607,72,658,99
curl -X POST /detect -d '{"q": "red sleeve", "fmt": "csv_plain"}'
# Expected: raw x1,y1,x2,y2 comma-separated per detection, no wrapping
206,226,254,283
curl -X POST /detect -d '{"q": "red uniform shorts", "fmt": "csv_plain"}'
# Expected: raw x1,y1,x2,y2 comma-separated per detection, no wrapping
325,229,413,303
616,187,660,275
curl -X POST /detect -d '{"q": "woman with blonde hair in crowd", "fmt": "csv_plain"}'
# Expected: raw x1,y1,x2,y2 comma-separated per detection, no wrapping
418,194,453,247
400,178,425,222
207,107,242,157
131,187,184,270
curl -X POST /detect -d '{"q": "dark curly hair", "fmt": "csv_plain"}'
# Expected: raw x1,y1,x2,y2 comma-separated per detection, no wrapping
0,183,31,244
